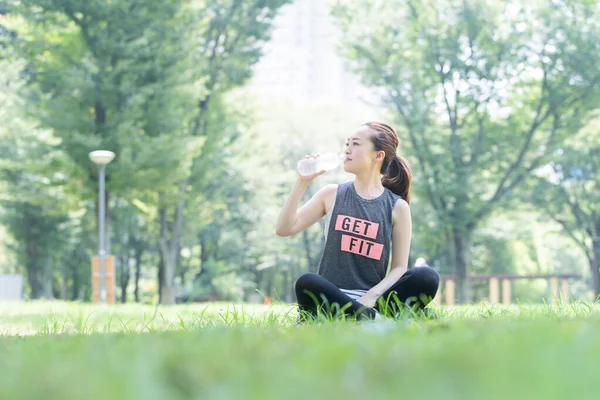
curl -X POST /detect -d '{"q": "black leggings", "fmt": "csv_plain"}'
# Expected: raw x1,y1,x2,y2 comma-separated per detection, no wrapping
294,267,440,320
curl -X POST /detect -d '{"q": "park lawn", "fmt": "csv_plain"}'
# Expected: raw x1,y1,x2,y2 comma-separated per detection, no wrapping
0,301,599,400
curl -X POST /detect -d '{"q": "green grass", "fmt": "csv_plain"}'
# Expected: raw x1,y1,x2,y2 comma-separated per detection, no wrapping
0,302,295,335
0,300,599,399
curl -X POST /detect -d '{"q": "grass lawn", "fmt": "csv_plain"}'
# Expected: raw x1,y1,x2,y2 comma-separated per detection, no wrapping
0,301,599,399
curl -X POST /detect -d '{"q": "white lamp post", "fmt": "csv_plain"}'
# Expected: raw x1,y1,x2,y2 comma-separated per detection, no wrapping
89,150,115,303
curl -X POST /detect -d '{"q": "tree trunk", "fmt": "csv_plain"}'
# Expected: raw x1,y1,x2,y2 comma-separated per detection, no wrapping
160,280,176,305
158,182,188,305
71,258,80,301
159,227,178,305
59,263,68,300
120,255,130,303
41,257,54,300
134,245,143,303
452,228,472,304
265,268,274,298
591,240,600,300
25,220,41,299
177,245,186,287
282,264,290,303
60,279,67,300
160,248,178,305
27,268,41,299
158,250,164,303
179,251,190,291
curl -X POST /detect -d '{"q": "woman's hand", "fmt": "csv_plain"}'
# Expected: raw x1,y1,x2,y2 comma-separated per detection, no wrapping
356,293,378,308
297,155,326,183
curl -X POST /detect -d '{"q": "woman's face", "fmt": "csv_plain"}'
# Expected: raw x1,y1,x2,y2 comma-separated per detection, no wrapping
342,126,383,174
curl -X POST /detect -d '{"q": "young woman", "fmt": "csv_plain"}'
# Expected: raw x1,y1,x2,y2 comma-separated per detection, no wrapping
276,122,440,320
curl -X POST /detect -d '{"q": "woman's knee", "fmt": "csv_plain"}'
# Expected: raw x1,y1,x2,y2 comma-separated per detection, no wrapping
411,266,440,293
295,272,320,295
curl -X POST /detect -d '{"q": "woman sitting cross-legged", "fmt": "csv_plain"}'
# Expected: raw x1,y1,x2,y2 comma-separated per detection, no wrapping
276,122,440,321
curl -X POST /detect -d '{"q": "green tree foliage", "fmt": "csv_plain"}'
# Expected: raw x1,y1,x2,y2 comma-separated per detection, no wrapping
152,0,292,304
527,118,600,297
0,54,83,298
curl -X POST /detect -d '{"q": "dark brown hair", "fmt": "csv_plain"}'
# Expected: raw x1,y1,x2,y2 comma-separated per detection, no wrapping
365,122,412,203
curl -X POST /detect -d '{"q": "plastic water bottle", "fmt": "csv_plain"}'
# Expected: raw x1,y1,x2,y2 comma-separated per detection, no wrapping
297,153,345,176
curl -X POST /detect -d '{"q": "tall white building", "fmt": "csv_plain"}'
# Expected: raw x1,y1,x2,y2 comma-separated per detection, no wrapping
248,0,367,105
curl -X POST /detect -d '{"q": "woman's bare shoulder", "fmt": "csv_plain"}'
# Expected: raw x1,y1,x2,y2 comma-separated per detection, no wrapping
319,184,339,213
320,183,339,195
392,198,410,224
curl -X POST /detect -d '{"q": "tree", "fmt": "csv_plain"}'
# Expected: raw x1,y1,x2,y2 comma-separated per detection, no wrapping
155,0,292,304
5,0,196,300
0,54,79,298
334,0,600,302
528,118,600,297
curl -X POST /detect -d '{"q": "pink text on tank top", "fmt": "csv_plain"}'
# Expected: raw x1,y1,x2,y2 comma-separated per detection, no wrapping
335,215,384,260
334,215,379,239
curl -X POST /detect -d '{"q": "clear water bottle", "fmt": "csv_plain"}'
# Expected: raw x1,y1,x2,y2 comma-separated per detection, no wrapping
297,153,345,176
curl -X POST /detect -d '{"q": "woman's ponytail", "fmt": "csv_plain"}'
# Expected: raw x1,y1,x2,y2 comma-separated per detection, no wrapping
382,154,411,203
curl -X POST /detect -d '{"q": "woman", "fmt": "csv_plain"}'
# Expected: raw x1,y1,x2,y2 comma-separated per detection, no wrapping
276,122,440,320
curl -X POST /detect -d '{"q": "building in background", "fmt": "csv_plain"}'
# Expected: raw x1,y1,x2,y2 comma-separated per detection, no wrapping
247,0,369,106
0,275,23,301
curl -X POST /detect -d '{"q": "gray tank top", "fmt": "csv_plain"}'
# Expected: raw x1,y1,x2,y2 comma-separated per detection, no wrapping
318,181,400,291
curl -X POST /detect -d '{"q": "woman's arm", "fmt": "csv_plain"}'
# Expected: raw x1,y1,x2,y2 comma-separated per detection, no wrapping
357,198,412,306
275,174,337,237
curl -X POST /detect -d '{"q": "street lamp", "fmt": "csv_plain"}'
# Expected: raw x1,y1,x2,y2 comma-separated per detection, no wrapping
89,150,115,303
